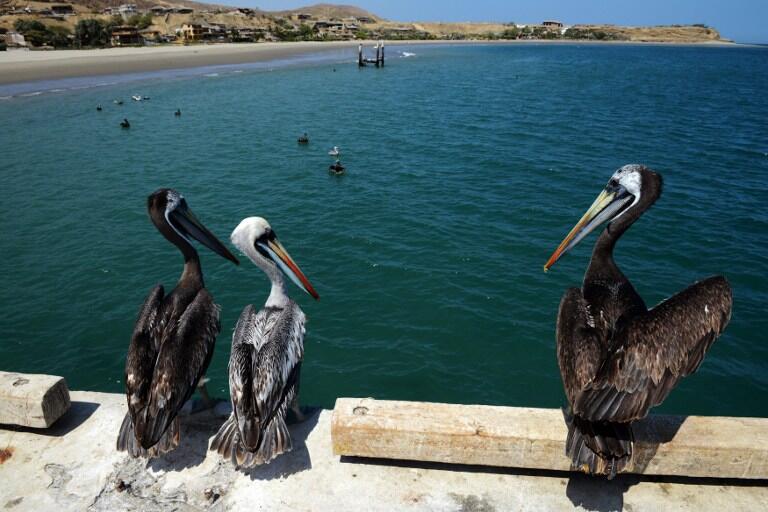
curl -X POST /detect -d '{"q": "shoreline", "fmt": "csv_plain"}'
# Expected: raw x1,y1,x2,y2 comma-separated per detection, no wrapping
0,38,745,87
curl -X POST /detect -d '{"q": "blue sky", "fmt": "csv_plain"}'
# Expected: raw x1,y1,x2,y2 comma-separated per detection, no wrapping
237,1,767,43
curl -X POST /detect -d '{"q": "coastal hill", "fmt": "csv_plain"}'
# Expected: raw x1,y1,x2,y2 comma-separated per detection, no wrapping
0,1,726,46
271,3,381,22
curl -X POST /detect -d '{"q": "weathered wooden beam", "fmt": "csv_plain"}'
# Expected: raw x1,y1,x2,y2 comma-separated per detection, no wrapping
0,371,71,428
331,398,768,479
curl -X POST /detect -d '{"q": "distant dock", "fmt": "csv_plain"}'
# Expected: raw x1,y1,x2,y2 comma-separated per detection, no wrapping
358,41,385,67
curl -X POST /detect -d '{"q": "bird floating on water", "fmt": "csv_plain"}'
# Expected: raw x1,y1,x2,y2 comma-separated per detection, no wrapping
297,133,309,144
329,160,345,174
328,146,340,157
117,189,239,458
120,118,130,128
211,217,319,468
175,109,182,117
96,104,102,111
544,164,732,478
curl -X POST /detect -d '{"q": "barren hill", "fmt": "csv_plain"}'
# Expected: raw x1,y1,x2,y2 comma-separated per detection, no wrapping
271,3,380,21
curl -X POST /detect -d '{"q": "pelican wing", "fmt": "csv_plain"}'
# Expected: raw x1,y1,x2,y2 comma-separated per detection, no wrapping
229,302,305,464
142,289,221,446
556,287,606,407
229,305,258,445
575,276,732,422
125,285,164,421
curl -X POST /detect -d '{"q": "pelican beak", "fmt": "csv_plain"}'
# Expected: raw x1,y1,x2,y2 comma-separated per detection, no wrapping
170,204,239,265
258,237,319,299
544,185,633,271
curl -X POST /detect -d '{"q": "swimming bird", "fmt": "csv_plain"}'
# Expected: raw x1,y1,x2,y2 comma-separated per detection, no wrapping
175,109,182,117
117,189,239,458
297,133,309,144
211,217,319,468
544,164,732,478
96,104,102,111
329,160,345,174
328,146,340,157
120,118,130,129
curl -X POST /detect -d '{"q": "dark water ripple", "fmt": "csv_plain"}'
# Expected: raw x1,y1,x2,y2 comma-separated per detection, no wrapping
1,44,767,415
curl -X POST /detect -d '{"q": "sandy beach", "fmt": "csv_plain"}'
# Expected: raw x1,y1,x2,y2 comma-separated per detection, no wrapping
0,41,367,85
0,39,739,86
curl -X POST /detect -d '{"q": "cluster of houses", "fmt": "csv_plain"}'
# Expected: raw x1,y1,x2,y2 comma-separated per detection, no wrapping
0,3,76,19
0,1,574,50
106,11,383,46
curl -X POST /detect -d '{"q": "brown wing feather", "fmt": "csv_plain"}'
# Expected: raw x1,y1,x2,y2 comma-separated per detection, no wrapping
576,276,732,422
140,289,221,447
125,285,164,423
557,287,605,407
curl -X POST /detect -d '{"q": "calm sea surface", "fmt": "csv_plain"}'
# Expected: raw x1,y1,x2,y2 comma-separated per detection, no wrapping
1,44,766,416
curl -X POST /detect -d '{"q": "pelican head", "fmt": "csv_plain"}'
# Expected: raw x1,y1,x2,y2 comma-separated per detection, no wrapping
148,188,239,265
544,165,660,271
231,217,319,300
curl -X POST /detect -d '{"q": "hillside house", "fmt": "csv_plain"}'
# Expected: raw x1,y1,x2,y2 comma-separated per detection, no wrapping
50,4,74,15
110,25,142,46
4,31,27,47
180,23,208,41
119,4,137,16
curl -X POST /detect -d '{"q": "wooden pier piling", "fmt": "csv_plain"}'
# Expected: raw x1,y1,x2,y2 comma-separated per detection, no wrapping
358,41,385,68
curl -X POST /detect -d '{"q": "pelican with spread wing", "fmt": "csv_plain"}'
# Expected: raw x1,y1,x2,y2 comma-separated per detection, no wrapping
545,165,732,478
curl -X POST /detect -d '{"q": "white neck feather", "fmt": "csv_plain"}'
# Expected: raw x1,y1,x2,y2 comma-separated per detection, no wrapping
242,244,290,309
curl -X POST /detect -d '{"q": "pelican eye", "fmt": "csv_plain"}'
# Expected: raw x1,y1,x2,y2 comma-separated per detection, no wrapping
254,231,274,259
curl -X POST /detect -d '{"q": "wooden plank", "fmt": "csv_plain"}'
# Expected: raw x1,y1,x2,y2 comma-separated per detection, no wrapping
331,397,768,479
0,371,71,428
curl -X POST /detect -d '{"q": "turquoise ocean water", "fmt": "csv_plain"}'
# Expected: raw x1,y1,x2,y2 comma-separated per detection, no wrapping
1,43,766,416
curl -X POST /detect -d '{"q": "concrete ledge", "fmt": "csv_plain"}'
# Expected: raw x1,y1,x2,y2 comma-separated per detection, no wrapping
1,391,767,511
332,398,768,479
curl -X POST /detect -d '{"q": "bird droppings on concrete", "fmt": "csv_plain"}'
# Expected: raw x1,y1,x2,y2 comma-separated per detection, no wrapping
3,497,23,509
450,493,496,512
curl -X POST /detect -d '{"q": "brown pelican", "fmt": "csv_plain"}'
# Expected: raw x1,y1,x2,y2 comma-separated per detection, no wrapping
211,217,319,468
117,189,239,458
544,164,732,478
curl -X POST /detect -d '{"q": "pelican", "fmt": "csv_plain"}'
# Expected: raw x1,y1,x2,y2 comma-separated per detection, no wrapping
211,217,319,468
329,160,345,174
117,189,239,458
544,164,732,478
328,146,340,157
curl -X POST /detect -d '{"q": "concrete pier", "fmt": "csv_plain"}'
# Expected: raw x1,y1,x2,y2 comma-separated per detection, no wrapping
1,391,767,511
